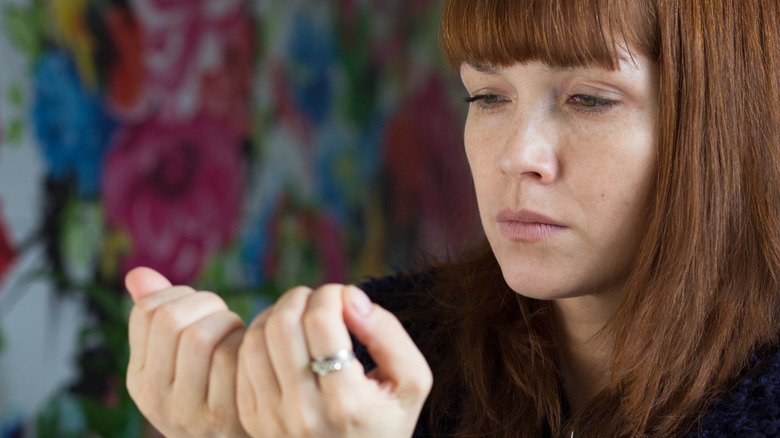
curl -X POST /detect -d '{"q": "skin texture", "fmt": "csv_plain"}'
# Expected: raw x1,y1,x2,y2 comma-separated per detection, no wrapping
461,52,658,408
125,268,432,437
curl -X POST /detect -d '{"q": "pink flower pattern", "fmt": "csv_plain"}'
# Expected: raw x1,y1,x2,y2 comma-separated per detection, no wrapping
128,0,253,123
102,113,244,284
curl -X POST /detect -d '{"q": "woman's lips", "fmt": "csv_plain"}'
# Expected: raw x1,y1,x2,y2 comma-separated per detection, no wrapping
496,209,567,242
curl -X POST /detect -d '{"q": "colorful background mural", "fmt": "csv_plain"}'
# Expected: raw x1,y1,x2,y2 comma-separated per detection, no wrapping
0,0,476,435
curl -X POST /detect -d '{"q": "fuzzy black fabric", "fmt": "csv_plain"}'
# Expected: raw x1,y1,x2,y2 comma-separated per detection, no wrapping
354,273,780,437
685,347,780,437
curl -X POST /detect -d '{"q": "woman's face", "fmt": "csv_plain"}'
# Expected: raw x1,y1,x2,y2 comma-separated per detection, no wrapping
462,52,658,300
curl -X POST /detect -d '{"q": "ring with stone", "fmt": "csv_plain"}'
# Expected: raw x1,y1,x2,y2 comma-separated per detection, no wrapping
309,349,356,376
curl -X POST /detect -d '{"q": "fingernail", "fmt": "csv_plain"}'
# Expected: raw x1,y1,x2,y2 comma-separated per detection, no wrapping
348,286,373,316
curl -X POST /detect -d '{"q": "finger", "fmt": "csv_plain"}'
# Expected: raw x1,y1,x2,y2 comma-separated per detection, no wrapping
342,286,432,405
240,306,281,410
146,291,229,389
207,327,245,408
208,328,249,437
236,345,259,429
303,284,364,392
236,334,283,436
125,267,173,303
127,286,196,374
174,311,245,412
264,286,319,401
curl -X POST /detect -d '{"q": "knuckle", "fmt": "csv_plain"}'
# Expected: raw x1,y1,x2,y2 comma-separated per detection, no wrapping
137,286,196,312
311,284,345,304
403,365,434,402
154,301,189,331
181,323,218,352
247,305,273,330
409,373,433,399
275,286,311,310
174,285,197,294
133,296,158,314
422,367,434,392
286,285,314,296
303,307,333,333
266,306,302,338
197,290,229,309
317,283,346,293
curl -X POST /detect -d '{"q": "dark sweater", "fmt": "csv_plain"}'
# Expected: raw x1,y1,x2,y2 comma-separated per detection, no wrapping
355,272,780,437
684,347,780,437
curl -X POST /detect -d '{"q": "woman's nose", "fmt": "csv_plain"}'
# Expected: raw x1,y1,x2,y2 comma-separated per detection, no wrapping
498,115,560,185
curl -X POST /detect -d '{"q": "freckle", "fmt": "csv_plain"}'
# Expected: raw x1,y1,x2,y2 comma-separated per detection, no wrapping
601,192,606,199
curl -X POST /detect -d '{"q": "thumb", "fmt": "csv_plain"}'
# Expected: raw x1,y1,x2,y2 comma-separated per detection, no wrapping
124,266,173,303
342,286,433,402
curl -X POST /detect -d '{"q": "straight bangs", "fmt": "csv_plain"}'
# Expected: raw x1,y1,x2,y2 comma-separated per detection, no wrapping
440,0,658,70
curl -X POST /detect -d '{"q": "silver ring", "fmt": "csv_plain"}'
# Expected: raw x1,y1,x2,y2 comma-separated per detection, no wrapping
309,349,356,376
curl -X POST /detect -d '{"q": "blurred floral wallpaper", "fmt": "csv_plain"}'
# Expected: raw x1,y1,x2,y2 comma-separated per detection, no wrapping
0,0,474,436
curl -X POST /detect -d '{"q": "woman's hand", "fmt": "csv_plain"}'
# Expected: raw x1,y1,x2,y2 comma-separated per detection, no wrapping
236,284,433,438
125,267,250,437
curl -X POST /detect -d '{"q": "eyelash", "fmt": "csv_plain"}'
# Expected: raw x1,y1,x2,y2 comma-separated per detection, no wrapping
566,94,618,112
464,93,618,113
463,94,508,112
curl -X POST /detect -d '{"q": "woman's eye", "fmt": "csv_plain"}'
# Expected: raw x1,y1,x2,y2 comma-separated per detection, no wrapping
568,94,615,110
464,94,509,110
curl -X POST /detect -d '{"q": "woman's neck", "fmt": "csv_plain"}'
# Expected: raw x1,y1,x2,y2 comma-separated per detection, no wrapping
553,291,620,412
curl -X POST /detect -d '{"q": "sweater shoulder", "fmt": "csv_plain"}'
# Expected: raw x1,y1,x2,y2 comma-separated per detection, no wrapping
688,343,780,437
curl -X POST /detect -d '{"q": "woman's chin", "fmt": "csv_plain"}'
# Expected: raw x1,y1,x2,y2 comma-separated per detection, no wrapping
502,275,575,301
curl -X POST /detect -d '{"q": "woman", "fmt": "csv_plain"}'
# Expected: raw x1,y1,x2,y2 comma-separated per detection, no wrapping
125,0,780,436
